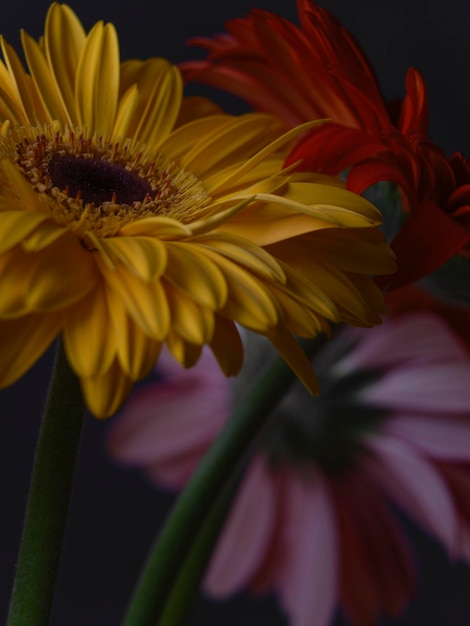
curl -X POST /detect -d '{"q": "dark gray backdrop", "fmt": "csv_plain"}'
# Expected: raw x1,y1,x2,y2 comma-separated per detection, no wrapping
1,1,470,625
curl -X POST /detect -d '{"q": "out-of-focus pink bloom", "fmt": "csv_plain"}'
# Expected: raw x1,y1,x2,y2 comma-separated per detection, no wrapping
180,0,470,289
109,313,470,626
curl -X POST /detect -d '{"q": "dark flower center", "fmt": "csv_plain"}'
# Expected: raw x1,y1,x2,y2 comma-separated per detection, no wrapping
48,155,153,205
264,366,387,478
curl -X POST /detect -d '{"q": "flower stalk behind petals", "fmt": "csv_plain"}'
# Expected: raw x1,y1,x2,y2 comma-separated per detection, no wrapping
121,336,328,626
7,340,85,626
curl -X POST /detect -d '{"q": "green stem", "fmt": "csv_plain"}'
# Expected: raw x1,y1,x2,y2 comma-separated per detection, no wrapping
7,340,86,626
122,337,324,626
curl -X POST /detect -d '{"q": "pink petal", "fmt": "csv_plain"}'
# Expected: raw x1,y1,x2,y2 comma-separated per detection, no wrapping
204,455,277,596
384,415,470,461
338,313,469,372
361,362,470,413
366,434,458,554
108,350,230,465
278,471,337,626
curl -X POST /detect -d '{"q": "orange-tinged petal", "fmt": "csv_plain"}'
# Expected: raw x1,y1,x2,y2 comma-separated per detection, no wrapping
62,283,117,378
0,313,61,387
27,235,97,312
81,359,133,418
209,315,244,376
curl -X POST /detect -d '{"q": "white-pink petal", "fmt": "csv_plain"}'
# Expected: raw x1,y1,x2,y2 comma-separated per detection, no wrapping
367,434,458,555
278,471,337,626
337,313,469,373
360,362,470,413
383,415,470,461
204,456,277,596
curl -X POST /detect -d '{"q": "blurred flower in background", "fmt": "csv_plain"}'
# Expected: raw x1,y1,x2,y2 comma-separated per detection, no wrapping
109,311,470,626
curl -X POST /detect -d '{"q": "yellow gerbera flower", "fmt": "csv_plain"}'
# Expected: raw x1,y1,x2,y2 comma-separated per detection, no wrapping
0,3,395,417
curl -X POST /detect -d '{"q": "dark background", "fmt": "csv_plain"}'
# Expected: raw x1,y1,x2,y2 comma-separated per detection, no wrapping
1,1,470,625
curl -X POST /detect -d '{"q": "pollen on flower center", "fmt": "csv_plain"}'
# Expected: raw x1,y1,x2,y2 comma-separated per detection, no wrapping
2,125,211,238
47,155,153,206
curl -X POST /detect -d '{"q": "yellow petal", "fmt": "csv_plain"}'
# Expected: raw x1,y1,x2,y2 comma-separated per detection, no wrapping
1,158,48,213
201,249,281,332
165,284,214,344
75,21,119,135
165,331,202,369
0,210,50,254
62,283,117,378
268,329,320,396
194,232,286,283
27,235,97,312
44,2,86,124
0,313,61,387
0,36,46,124
0,248,36,318
81,359,134,418
102,263,170,340
112,303,162,379
209,315,244,376
119,216,192,239
0,60,28,124
164,242,228,309
21,29,70,125
101,235,167,281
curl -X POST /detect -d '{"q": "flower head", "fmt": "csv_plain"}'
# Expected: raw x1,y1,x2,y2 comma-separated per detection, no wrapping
0,3,394,417
110,313,470,626
181,0,470,289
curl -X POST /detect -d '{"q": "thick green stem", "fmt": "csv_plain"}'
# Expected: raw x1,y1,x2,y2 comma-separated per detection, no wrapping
7,340,86,626
122,337,324,626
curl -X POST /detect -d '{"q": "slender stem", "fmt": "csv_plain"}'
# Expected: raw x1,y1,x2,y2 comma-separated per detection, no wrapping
7,340,86,626
122,337,325,626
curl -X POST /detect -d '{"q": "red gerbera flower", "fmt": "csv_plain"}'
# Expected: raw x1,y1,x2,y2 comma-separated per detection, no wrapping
181,0,470,289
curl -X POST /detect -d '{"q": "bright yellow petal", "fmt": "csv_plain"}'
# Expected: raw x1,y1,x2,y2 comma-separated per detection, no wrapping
21,29,70,125
193,232,286,283
165,284,215,344
62,283,117,378
0,210,50,254
117,59,182,147
75,21,119,135
111,302,162,379
101,235,167,281
200,249,281,331
165,331,202,369
0,313,61,387
164,242,228,309
44,2,86,124
119,216,192,239
27,235,97,312
102,263,170,340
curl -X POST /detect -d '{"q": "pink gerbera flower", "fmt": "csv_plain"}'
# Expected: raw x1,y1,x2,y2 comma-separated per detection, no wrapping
109,313,470,626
